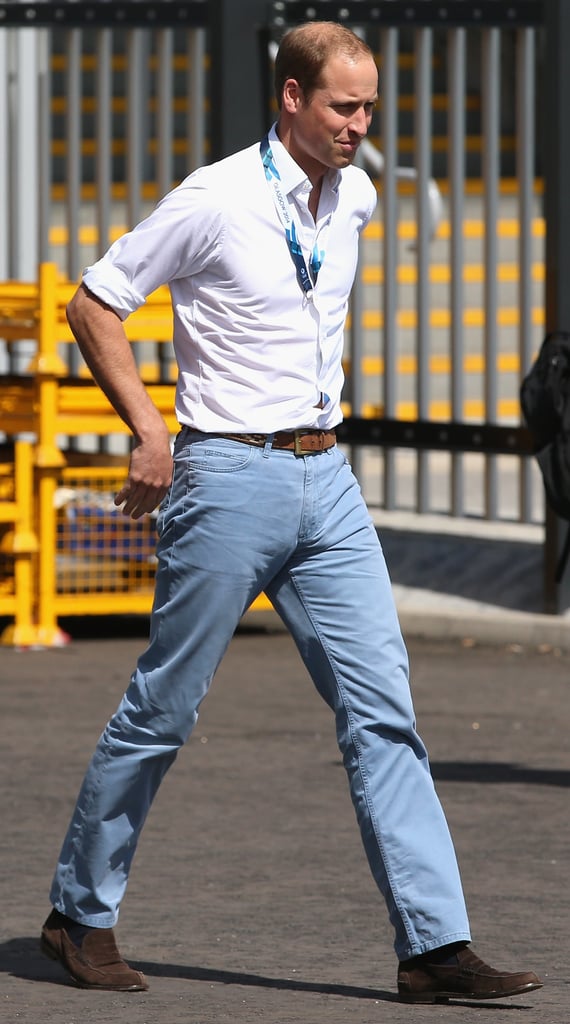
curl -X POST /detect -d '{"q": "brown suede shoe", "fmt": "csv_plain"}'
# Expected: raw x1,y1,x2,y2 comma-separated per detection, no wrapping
397,947,542,1003
40,908,148,991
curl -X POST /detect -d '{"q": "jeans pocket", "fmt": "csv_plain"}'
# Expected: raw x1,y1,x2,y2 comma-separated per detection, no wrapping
185,438,256,474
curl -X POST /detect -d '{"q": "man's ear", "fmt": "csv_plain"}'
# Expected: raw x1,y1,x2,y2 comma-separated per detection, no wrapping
282,78,303,114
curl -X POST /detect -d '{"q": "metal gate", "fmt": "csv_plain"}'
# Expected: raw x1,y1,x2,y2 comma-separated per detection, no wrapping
2,0,570,614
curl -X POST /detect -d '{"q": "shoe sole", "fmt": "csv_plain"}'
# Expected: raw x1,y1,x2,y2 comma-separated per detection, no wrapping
399,981,543,1004
40,933,148,992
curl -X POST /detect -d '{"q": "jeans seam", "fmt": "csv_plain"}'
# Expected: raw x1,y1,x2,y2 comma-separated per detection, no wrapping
287,574,416,952
52,730,115,924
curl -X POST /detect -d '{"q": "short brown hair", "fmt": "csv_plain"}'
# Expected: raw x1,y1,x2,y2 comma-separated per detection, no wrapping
274,21,375,109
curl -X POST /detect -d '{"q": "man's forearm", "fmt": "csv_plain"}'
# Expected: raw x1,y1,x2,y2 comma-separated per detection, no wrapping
66,282,174,518
66,283,168,443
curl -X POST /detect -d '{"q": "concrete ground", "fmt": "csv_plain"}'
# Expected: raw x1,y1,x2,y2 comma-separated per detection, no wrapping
1,615,567,1023
375,511,570,645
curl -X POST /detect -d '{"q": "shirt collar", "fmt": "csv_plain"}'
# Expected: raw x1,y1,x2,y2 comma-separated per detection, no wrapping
267,123,341,198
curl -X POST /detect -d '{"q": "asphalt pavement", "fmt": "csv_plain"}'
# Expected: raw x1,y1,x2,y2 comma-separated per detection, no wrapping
1,586,568,1022
372,511,570,651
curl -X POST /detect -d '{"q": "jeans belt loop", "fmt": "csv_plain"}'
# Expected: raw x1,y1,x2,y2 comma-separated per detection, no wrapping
263,433,274,458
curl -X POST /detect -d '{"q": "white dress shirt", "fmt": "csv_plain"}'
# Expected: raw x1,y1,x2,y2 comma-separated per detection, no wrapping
82,124,377,433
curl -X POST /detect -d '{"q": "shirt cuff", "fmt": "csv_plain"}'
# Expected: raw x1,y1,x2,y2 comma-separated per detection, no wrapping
82,262,146,321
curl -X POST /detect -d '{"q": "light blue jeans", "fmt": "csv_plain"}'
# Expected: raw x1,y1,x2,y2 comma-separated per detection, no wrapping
50,430,471,959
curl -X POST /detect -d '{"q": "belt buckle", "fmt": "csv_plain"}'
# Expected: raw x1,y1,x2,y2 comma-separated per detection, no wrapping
293,429,325,455
293,430,306,456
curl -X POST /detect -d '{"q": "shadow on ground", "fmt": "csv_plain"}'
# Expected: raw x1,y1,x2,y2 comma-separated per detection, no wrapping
379,527,543,613
0,937,538,1011
430,761,570,788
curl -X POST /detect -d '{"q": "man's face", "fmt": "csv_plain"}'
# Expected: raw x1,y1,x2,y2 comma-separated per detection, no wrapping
283,54,378,180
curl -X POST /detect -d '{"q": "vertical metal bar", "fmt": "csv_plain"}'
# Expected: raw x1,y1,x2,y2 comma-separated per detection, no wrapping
188,28,206,171
0,29,9,279
7,29,39,375
124,26,146,386
156,27,174,385
348,235,365,483
481,28,500,520
543,0,570,611
208,0,267,161
348,22,370,486
414,27,432,512
157,28,174,198
448,27,466,517
64,27,82,392
96,28,112,259
127,28,144,229
0,29,8,378
65,28,82,285
94,27,113,456
37,28,51,265
5,29,17,370
381,27,399,511
516,27,536,524
13,29,40,279
7,28,16,284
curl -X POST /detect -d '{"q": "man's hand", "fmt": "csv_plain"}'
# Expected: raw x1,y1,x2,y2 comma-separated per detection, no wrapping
115,434,173,520
66,284,175,520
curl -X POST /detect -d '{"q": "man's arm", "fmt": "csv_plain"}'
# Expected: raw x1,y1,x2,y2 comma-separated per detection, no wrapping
66,283,173,519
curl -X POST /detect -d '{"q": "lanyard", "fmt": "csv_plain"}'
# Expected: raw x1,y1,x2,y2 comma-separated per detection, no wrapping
260,134,324,301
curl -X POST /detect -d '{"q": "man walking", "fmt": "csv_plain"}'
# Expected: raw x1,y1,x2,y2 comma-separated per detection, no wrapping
41,22,541,1003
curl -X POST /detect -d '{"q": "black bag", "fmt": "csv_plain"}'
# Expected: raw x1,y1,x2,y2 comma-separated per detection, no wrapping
520,330,570,580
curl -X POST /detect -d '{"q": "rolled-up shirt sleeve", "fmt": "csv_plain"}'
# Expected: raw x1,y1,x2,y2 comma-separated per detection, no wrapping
82,176,226,319
82,261,147,321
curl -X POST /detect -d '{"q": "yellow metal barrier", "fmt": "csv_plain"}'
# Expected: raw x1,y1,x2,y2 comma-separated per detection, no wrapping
0,441,39,647
45,459,271,632
0,263,271,645
54,461,157,616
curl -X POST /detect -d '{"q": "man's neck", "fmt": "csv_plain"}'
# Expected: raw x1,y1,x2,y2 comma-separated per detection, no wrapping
273,123,325,219
274,123,326,189
308,180,322,220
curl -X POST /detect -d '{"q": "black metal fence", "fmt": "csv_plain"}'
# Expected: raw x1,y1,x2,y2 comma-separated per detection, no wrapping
1,0,570,611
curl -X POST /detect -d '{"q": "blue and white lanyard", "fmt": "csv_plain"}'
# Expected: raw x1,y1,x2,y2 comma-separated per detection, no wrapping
260,134,325,302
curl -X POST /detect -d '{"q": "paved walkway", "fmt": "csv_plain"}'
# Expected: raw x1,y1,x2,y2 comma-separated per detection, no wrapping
1,617,567,1022
372,511,570,651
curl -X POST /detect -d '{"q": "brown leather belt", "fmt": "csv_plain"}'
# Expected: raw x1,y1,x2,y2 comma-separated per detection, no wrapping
218,429,337,455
